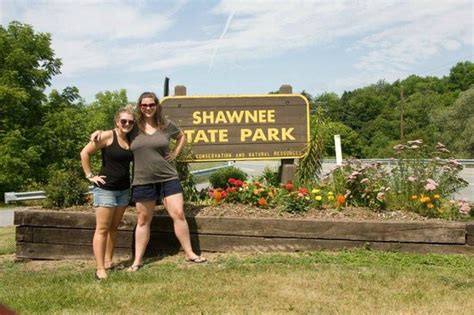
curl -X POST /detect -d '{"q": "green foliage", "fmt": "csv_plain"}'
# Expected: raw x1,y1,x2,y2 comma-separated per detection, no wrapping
0,22,61,132
319,139,470,218
84,89,129,132
174,144,200,202
209,166,247,188
448,61,474,91
315,62,474,158
432,87,474,158
44,169,89,208
322,160,389,209
256,166,280,187
295,112,324,186
280,191,311,213
322,121,363,158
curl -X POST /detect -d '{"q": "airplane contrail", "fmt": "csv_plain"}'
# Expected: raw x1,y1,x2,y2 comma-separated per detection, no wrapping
208,11,235,73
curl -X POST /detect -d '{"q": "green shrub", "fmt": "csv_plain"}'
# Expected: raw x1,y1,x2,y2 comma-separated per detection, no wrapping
44,169,89,208
175,144,200,202
256,166,280,187
209,166,247,188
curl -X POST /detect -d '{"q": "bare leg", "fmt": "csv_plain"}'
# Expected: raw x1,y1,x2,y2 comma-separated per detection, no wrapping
104,205,127,268
163,193,204,261
130,200,155,268
93,207,115,278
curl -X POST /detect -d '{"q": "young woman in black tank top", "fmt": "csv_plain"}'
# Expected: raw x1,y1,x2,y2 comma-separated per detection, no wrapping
81,107,134,280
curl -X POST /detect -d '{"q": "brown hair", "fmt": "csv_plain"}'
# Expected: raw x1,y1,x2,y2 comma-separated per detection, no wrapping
136,92,167,131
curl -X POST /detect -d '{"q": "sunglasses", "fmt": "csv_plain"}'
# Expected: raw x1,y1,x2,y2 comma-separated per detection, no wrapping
119,119,135,126
140,103,156,109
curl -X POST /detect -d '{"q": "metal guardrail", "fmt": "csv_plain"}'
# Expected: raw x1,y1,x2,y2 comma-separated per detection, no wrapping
4,191,46,203
4,161,235,203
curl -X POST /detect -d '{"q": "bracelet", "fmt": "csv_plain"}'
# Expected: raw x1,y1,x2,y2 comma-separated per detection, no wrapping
86,173,95,179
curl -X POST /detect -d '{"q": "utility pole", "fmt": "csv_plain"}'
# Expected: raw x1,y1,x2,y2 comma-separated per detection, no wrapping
400,85,405,142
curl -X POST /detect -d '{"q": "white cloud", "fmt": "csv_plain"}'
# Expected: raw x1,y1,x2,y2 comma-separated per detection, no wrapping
3,0,472,92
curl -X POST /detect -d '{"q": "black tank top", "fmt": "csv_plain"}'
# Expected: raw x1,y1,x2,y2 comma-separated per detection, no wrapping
98,130,133,190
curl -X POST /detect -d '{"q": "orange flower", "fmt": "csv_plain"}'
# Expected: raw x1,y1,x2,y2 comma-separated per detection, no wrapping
336,194,346,206
258,197,267,207
213,189,223,202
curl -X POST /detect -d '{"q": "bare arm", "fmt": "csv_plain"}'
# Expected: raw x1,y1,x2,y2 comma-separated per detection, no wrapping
166,131,185,162
80,130,113,186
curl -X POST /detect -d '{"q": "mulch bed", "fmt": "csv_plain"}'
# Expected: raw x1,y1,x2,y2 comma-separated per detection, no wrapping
20,202,459,222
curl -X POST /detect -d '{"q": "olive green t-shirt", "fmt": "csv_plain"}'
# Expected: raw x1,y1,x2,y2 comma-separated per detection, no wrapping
130,121,181,186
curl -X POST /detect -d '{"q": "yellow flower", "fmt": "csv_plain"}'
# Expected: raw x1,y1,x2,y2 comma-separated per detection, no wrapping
433,194,440,199
328,195,335,201
327,192,334,196
312,188,321,194
315,195,322,201
427,203,434,209
419,196,431,203
411,195,418,200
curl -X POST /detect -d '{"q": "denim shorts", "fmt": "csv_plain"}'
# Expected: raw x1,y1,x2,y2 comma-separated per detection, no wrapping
132,179,183,202
93,187,130,207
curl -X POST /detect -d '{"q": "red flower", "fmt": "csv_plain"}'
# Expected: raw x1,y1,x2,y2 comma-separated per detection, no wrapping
226,187,236,193
298,187,309,195
285,181,294,191
228,178,236,185
233,179,243,188
258,197,267,207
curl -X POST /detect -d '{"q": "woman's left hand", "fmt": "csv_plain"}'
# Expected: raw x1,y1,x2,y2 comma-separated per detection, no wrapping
165,151,178,161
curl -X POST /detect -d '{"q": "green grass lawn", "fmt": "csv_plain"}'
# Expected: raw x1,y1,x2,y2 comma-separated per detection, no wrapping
1,226,473,314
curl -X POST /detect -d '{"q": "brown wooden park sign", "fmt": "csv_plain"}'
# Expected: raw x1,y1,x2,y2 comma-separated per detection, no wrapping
161,86,309,161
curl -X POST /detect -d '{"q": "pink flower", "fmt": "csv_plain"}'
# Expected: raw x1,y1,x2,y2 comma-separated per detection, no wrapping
408,176,417,182
360,178,369,184
376,192,385,201
424,179,438,191
407,139,423,145
459,201,471,215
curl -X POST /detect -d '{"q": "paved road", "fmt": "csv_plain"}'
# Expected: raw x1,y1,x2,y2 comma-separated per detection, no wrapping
0,209,14,227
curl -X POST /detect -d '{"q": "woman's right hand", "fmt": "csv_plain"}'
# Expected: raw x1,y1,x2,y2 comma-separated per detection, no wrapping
90,130,103,142
88,175,106,186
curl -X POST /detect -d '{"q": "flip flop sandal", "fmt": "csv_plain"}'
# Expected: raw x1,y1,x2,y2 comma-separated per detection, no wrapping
127,264,144,272
185,256,207,263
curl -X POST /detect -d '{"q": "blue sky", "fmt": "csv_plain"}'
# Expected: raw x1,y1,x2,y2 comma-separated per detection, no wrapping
1,0,473,103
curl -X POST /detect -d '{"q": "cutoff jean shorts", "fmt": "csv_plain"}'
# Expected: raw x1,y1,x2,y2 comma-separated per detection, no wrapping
131,179,183,202
92,186,130,208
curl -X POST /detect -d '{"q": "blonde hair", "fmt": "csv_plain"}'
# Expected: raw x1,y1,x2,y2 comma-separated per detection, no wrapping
114,105,135,123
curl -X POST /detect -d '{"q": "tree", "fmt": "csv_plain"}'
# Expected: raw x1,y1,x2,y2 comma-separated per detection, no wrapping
84,89,129,132
448,61,474,91
0,22,62,197
0,22,61,133
434,87,474,158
